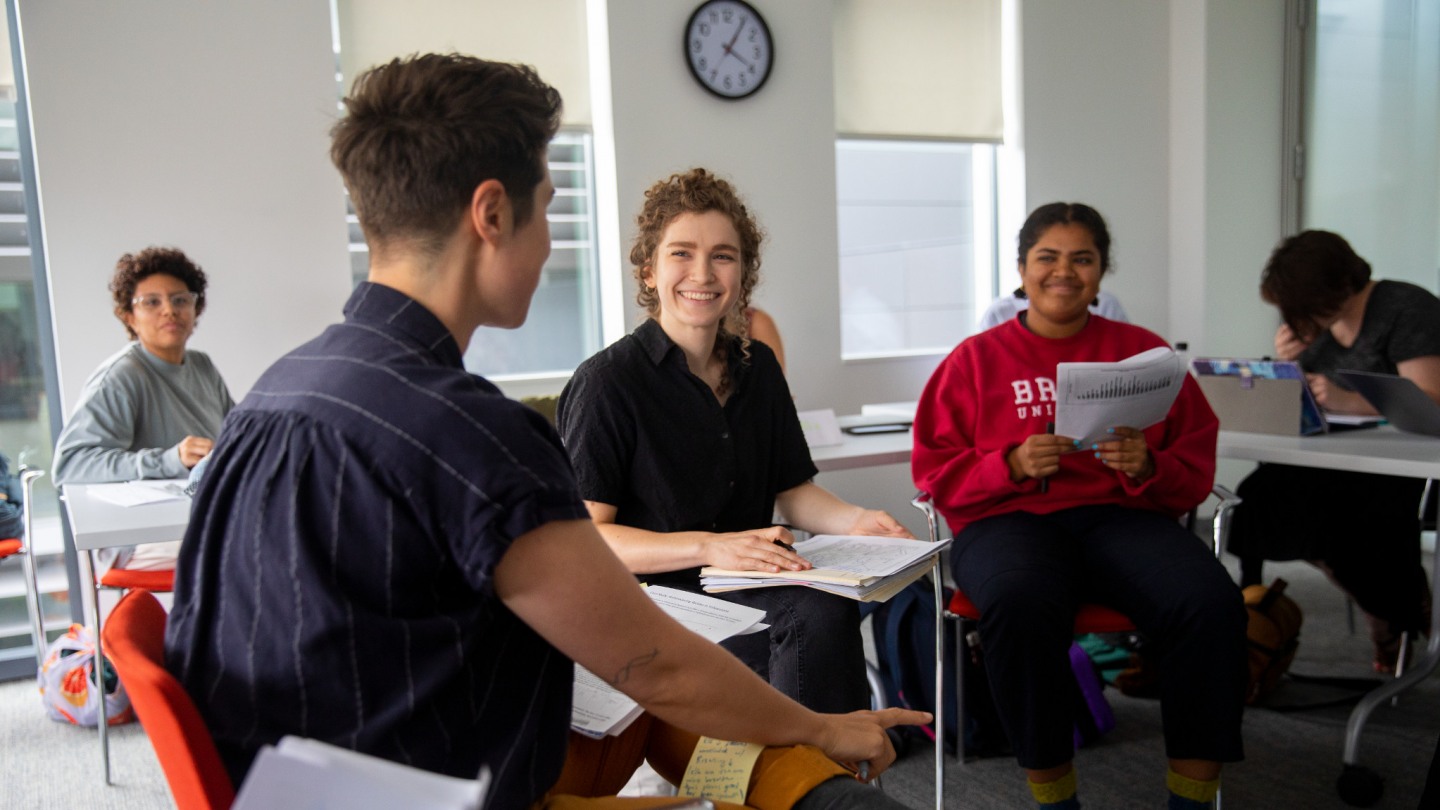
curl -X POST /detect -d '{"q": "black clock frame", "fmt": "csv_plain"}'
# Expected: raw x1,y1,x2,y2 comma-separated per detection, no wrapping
683,0,774,101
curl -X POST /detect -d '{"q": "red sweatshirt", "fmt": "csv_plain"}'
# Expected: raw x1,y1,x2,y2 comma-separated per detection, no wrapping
913,316,1218,533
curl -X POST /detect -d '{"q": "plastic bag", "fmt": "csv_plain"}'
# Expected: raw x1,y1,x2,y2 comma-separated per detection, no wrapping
38,623,134,726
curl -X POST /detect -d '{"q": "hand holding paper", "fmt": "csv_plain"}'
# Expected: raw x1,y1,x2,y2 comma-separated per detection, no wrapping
1054,347,1185,446
1089,426,1155,480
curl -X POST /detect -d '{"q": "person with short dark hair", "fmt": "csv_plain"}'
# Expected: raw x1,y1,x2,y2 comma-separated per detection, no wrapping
913,202,1245,809
53,246,233,570
1230,229,1440,672
164,54,924,810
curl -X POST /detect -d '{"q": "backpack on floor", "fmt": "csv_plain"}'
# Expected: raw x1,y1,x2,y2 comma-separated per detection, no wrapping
864,579,1009,758
1243,578,1303,704
38,623,134,727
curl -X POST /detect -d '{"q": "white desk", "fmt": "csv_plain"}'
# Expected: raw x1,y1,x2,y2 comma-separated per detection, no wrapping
61,482,192,784
1218,426,1440,797
1218,427,1440,479
62,483,192,552
810,415,913,473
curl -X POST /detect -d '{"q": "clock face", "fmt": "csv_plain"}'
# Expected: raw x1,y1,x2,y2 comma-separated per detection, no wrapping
684,0,773,100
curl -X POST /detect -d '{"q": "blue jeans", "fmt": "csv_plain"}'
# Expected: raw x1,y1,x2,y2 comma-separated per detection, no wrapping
714,586,870,714
951,504,1247,769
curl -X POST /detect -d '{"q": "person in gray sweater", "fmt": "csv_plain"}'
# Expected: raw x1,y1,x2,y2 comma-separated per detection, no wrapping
53,247,233,570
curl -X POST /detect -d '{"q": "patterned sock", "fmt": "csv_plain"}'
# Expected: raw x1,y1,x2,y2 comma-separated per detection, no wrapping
1028,769,1080,809
1167,769,1219,809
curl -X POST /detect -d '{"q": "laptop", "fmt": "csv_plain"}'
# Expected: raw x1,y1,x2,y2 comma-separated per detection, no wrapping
1190,358,1326,435
1335,370,1440,437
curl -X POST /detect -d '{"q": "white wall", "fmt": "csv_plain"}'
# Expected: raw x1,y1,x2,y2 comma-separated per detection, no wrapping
1019,0,1174,336
1019,0,1284,359
17,0,353,412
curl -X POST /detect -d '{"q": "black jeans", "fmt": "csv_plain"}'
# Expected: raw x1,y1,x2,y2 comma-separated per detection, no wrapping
951,505,1248,770
716,586,870,714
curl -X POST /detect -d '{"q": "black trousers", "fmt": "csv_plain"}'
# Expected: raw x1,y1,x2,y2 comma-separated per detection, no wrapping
716,586,870,714
1229,464,1429,633
951,505,1248,770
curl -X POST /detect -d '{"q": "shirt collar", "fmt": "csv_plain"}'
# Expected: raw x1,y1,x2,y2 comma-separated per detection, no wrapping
633,318,750,386
344,281,465,368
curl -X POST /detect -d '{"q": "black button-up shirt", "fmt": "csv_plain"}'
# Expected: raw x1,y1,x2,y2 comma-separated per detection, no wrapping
557,319,817,587
165,283,588,810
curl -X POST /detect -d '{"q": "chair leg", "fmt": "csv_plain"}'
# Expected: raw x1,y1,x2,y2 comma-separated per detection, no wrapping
79,549,111,785
19,468,46,672
931,563,945,810
865,662,887,711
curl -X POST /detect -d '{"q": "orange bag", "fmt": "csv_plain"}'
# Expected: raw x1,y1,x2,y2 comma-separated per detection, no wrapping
1243,578,1303,705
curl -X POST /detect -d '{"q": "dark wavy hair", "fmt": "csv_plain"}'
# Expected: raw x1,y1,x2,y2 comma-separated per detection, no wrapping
109,247,208,339
331,53,563,259
1260,230,1372,341
630,168,765,342
1017,202,1113,274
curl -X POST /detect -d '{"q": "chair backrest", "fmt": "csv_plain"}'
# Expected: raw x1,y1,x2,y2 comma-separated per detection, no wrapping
102,589,235,810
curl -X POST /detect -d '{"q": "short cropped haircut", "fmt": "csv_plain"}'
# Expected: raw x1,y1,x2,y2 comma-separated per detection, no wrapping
109,247,208,339
630,168,765,350
1260,230,1372,341
1017,202,1114,275
330,53,563,257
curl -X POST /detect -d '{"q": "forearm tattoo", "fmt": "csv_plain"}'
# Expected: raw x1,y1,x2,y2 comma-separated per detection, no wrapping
608,647,659,686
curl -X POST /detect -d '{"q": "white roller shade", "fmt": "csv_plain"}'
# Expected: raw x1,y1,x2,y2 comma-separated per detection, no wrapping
833,0,1002,142
336,0,591,127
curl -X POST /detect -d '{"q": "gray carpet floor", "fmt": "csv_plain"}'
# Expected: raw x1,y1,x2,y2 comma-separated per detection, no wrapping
0,557,1434,809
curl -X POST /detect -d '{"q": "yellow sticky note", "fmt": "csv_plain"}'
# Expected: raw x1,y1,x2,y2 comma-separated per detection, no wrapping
677,736,765,804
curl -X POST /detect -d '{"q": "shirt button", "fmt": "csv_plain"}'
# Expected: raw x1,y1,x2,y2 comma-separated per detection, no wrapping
721,432,730,439
728,480,735,488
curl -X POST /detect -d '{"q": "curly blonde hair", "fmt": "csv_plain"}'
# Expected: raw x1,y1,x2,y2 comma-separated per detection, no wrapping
630,169,765,364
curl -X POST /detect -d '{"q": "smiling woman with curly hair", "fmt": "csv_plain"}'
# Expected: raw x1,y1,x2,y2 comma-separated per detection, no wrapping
557,168,913,715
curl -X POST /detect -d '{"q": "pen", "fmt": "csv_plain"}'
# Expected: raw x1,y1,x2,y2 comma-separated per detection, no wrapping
773,539,796,553
857,760,870,781
1040,422,1054,494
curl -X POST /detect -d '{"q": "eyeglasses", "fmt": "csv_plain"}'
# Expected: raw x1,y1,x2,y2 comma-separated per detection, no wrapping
131,292,201,312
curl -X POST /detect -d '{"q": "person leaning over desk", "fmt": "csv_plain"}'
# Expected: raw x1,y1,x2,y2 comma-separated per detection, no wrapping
163,54,925,810
1228,230,1440,673
52,247,233,571
912,202,1246,810
557,168,913,716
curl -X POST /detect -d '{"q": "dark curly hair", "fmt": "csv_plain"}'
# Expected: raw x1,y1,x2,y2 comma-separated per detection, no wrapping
109,247,208,340
630,168,765,358
1260,230,1372,342
331,53,563,259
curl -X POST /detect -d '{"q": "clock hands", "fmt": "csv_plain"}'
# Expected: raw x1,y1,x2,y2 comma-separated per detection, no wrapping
720,15,751,68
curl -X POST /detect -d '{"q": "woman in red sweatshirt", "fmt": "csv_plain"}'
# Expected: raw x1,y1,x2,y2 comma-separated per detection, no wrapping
912,203,1246,810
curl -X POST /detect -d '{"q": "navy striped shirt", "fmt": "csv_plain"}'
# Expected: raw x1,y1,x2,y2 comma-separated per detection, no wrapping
165,283,589,810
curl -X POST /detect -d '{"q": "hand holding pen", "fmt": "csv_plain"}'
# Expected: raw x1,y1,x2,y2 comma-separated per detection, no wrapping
1005,421,1078,490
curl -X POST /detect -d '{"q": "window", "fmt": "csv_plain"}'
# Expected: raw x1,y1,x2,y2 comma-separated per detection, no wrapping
345,132,603,378
0,89,70,675
835,140,998,359
334,0,603,379
1302,0,1440,290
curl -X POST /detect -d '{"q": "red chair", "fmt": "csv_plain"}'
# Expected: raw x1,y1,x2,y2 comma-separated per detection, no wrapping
102,588,234,810
910,486,1240,809
84,557,175,784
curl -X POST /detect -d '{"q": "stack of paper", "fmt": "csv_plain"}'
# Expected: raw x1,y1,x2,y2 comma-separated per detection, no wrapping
699,535,950,603
233,736,488,810
571,586,768,738
85,479,190,507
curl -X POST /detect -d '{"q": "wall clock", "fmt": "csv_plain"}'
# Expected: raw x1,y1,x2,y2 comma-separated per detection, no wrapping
684,0,773,100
